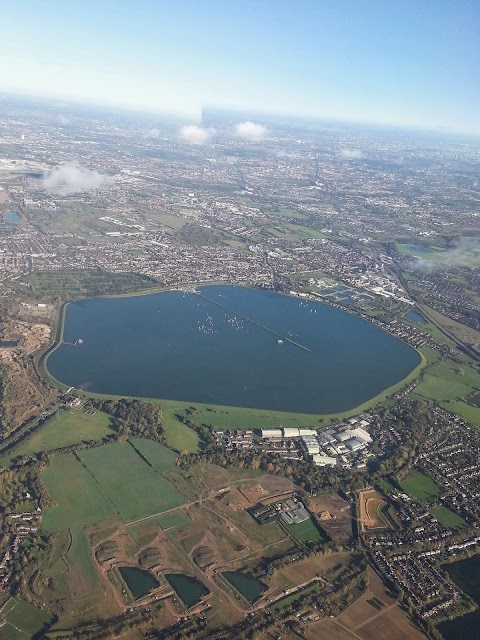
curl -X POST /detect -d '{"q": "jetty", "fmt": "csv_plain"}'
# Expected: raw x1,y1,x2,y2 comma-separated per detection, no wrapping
196,292,312,353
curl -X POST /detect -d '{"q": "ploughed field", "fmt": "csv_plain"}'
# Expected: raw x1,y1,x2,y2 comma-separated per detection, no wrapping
47,285,420,414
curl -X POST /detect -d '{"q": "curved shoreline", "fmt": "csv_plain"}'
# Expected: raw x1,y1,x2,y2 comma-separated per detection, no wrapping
40,284,426,422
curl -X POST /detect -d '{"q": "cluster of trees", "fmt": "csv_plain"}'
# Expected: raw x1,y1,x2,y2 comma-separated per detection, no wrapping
0,364,13,438
90,398,165,442
366,399,434,481
248,539,337,581
17,269,159,303
0,459,51,596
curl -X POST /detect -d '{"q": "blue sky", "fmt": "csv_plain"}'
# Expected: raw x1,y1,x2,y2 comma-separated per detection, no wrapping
0,0,478,132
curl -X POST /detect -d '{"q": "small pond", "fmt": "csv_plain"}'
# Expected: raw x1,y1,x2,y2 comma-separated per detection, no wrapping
404,310,427,324
165,573,209,607
5,211,20,225
222,571,266,603
119,566,159,599
0,340,19,347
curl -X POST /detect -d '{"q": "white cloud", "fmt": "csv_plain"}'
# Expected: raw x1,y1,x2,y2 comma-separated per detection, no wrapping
43,162,112,195
146,128,160,138
340,148,364,159
178,125,214,144
233,121,268,141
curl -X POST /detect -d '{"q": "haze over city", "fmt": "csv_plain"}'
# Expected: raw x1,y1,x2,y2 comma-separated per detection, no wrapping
1,0,479,133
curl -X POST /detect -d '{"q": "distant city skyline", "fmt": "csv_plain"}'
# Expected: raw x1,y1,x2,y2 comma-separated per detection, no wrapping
0,0,479,134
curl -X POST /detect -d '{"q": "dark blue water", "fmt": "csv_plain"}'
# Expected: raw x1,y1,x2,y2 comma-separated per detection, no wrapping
119,566,158,599
223,571,266,602
165,573,209,607
437,556,480,640
46,286,420,414
0,340,19,347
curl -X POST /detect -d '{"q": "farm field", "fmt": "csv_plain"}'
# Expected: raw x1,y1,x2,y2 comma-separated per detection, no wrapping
273,553,355,587
400,472,441,501
79,441,187,522
41,454,117,533
0,408,115,466
129,437,179,472
305,567,424,640
430,505,469,531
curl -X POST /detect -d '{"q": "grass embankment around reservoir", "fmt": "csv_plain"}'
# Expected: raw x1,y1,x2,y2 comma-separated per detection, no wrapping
37,281,429,451
0,408,116,466
41,350,427,452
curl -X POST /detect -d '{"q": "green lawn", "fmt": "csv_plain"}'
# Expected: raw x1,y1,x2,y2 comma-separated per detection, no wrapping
79,441,187,522
0,408,115,466
430,506,469,531
400,472,441,501
41,454,117,533
284,518,326,544
2,598,52,637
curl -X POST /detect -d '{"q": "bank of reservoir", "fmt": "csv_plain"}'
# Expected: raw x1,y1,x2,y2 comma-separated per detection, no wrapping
46,285,420,414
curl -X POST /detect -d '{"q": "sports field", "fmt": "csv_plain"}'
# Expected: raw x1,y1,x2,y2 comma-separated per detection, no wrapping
0,598,52,638
78,441,187,522
400,472,441,501
285,518,326,544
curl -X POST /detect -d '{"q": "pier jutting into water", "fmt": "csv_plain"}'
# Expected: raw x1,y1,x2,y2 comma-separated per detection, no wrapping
196,292,312,353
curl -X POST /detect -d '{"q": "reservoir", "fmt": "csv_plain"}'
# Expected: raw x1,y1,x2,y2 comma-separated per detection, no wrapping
437,555,480,640
165,573,209,607
46,285,420,414
222,571,266,603
118,566,159,599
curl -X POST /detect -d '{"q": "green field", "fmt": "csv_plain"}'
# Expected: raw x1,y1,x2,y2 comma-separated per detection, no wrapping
442,400,480,428
129,437,179,472
0,408,115,466
284,518,326,544
430,506,469,531
400,472,441,501
79,441,187,522
41,454,117,533
415,373,474,402
0,598,52,638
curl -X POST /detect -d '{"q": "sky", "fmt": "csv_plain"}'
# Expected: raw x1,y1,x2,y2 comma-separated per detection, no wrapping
0,0,478,133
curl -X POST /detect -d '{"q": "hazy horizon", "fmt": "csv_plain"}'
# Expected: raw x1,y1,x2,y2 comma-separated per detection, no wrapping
0,1,478,135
